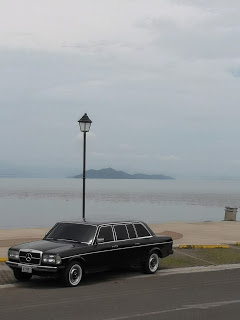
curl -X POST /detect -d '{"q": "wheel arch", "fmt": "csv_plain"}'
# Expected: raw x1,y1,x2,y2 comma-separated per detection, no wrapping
149,247,162,258
66,257,86,273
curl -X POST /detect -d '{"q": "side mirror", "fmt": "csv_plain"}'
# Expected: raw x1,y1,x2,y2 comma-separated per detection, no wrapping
97,238,104,244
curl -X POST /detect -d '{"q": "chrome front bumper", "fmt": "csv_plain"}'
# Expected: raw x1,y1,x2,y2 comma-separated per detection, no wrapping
6,261,59,273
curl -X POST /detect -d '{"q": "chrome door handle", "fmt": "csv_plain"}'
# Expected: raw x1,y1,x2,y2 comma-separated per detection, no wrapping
112,245,118,249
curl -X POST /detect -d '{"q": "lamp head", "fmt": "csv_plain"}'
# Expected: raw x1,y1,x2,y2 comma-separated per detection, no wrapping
78,113,92,132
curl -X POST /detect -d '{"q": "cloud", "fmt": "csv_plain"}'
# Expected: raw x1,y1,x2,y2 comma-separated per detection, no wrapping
119,144,135,152
135,1,240,80
156,155,181,161
0,1,240,177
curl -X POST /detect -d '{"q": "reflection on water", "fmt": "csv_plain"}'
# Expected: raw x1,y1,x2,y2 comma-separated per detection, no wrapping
0,179,240,228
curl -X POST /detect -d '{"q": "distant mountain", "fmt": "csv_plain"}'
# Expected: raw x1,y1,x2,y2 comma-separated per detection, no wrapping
72,168,174,180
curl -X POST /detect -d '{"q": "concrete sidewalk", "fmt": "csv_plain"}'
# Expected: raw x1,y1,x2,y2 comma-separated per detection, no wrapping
1,221,240,259
150,221,240,246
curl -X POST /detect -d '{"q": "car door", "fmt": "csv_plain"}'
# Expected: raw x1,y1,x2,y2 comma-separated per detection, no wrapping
112,224,130,266
132,222,153,263
85,225,116,271
113,223,143,267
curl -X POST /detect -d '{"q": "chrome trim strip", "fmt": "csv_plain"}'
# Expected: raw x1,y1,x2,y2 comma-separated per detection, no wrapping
112,225,117,241
111,225,116,241
91,226,99,245
126,223,137,239
132,223,138,237
125,225,130,239
112,235,153,243
61,240,173,260
94,235,153,245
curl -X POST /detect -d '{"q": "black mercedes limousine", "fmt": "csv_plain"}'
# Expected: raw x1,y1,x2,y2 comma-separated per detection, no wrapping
6,220,173,287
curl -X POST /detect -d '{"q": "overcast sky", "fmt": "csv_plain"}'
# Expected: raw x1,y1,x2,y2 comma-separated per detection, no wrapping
1,0,240,178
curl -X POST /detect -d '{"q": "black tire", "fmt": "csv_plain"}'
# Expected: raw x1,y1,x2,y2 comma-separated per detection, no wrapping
13,269,32,281
63,261,83,287
143,252,159,274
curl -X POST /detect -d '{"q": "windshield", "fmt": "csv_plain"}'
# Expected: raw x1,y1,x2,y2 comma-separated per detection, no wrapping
45,223,97,244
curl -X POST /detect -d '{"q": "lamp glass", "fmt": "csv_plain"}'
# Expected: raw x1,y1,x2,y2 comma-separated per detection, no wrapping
79,122,91,132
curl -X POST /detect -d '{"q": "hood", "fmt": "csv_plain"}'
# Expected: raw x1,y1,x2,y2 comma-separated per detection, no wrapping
10,240,88,254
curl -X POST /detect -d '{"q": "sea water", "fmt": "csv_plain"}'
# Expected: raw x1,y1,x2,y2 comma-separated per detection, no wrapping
0,178,240,229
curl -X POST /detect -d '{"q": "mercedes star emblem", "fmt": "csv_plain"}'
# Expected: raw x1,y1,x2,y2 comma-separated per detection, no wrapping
26,253,32,262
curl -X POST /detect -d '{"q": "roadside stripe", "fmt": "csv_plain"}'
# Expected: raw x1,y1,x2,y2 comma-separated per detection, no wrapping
104,300,240,320
178,245,229,249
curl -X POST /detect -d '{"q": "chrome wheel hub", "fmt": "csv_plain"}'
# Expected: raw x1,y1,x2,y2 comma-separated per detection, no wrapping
69,264,82,286
149,253,159,272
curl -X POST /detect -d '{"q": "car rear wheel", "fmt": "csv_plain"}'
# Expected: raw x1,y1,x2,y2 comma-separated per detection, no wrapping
143,252,159,274
13,269,32,281
63,261,83,287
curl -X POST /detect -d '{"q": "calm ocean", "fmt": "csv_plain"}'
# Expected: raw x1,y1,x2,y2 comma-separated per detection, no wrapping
0,178,240,229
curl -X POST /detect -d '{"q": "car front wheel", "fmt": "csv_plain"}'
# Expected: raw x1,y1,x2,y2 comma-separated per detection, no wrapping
63,261,83,287
143,252,159,274
13,269,32,281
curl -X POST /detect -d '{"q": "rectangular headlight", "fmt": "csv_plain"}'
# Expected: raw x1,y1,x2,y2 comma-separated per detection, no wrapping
42,254,61,265
8,250,19,260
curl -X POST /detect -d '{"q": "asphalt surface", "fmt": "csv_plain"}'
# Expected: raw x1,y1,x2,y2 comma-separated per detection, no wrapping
1,268,240,320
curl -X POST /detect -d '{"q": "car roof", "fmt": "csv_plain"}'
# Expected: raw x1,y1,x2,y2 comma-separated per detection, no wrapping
57,220,144,226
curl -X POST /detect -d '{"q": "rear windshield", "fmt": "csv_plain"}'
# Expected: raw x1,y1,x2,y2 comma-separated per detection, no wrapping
45,223,97,244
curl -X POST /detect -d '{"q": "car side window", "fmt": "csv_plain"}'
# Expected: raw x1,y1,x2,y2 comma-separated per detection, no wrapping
114,225,129,240
98,226,114,242
134,223,151,237
126,224,137,239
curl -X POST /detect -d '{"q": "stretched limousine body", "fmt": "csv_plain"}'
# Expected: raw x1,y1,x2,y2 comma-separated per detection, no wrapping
6,220,173,287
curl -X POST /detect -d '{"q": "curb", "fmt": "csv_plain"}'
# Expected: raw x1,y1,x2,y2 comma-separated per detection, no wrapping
159,264,240,276
0,258,7,262
178,245,229,249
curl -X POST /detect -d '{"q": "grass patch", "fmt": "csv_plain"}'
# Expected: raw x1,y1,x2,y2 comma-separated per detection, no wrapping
189,247,240,265
160,250,210,269
160,247,240,269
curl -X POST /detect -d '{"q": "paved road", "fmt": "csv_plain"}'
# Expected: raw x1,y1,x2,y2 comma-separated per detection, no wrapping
1,269,240,320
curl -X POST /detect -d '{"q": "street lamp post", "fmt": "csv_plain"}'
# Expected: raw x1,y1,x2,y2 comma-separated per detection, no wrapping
78,113,92,221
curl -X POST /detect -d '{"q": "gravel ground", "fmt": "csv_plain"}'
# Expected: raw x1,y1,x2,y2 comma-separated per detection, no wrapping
0,264,15,285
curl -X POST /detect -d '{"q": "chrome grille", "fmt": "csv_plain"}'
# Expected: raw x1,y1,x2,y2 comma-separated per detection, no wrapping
19,250,42,265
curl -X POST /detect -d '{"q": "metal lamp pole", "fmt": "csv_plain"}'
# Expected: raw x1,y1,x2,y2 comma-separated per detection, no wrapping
78,113,92,221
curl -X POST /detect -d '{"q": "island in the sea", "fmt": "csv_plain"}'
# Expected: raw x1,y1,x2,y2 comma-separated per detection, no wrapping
72,168,174,180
